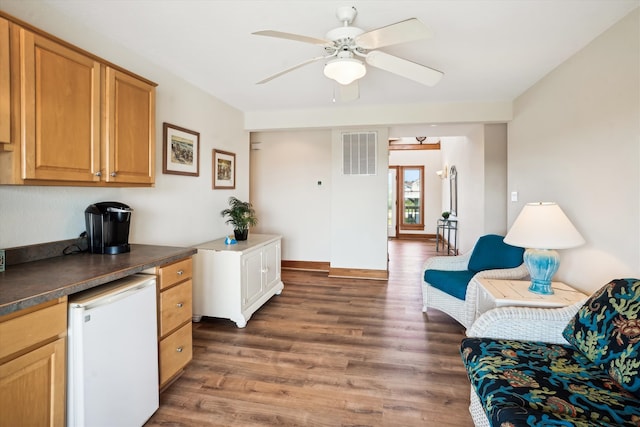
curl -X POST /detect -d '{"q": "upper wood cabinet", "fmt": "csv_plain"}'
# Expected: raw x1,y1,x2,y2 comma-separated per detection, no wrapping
0,13,157,187
0,17,10,146
104,68,155,184
21,29,102,183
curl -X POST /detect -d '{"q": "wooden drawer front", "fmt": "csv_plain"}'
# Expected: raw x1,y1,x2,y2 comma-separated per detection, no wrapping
159,322,192,385
159,280,192,337
0,299,67,360
158,258,192,290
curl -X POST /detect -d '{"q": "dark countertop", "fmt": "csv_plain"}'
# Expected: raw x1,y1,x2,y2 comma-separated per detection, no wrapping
0,244,197,316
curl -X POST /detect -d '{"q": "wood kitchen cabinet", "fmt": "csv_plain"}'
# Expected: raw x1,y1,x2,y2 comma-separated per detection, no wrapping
20,28,102,183
0,16,10,146
193,234,284,328
103,67,155,184
0,12,156,186
0,297,67,427
156,257,193,390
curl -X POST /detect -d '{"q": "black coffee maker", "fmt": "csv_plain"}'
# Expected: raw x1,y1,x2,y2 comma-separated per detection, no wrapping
85,202,133,254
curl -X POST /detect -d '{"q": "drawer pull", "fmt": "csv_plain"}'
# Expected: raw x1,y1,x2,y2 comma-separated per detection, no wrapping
177,270,184,276
176,302,184,308
176,346,183,353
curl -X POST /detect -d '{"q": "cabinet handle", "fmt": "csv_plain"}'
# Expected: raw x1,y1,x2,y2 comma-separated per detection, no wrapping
95,171,102,177
176,302,184,308
177,270,184,276
176,346,183,353
110,172,117,177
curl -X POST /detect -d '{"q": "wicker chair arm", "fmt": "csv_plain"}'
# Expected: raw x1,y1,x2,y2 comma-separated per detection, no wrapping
422,250,472,271
459,265,528,327
473,263,529,280
466,301,586,344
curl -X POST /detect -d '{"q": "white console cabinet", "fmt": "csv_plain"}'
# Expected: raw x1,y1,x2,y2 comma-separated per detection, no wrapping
192,234,284,328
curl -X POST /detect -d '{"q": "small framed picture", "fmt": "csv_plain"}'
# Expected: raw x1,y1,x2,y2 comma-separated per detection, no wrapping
213,149,236,189
162,123,200,176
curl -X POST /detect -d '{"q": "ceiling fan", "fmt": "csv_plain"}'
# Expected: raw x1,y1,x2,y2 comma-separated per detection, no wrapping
253,6,443,100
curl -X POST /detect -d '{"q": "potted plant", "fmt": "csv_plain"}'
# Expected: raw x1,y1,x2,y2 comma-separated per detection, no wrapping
442,211,450,220
220,196,258,241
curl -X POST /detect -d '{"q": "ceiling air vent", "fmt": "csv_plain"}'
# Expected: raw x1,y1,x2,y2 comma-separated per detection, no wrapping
342,132,377,176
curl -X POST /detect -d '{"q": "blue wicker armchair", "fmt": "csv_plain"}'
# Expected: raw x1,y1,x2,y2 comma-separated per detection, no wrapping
421,234,527,328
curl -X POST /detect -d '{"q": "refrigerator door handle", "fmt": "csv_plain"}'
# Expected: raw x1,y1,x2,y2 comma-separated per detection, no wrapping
69,278,156,311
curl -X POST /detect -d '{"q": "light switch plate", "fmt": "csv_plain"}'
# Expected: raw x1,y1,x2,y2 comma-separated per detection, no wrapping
0,249,4,272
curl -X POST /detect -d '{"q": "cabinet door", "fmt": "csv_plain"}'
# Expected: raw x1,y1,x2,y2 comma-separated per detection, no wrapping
263,240,281,290
104,67,155,184
20,28,101,182
0,338,66,427
0,17,10,145
241,249,264,308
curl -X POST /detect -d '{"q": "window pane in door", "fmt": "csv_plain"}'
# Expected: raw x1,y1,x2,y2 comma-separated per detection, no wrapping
403,168,422,225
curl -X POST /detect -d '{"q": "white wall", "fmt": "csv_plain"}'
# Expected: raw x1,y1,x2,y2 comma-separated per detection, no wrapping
484,124,508,235
439,129,486,253
508,8,640,293
0,3,248,249
330,128,389,271
250,127,389,272
249,130,332,262
245,101,513,131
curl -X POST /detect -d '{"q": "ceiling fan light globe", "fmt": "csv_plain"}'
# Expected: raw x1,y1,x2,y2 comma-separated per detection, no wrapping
324,58,366,85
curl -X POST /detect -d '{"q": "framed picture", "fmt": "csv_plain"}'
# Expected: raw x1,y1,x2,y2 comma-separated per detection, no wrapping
213,149,236,189
162,123,200,176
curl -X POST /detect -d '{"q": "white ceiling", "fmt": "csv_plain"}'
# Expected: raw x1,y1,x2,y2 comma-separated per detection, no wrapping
8,0,639,113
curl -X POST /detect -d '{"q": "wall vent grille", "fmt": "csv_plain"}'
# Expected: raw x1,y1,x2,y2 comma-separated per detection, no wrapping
342,132,377,176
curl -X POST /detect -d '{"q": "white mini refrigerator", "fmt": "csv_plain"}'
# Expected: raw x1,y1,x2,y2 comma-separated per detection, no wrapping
67,274,159,427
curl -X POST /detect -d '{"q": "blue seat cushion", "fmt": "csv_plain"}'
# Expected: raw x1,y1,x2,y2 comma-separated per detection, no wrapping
424,269,476,300
461,337,640,426
467,234,524,273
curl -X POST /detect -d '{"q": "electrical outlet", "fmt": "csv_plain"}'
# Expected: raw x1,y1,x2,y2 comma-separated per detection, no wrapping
0,249,5,272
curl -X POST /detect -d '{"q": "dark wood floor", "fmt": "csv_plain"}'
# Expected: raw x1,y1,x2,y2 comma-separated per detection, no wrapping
146,239,475,426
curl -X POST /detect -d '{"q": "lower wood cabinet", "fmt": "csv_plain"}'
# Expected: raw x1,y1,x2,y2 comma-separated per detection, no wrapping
193,234,284,328
0,297,67,427
156,257,193,390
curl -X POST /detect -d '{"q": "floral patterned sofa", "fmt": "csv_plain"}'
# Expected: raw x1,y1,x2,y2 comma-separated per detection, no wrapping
460,278,640,426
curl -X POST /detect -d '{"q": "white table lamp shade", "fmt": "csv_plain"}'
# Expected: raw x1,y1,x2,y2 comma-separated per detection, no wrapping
504,202,585,249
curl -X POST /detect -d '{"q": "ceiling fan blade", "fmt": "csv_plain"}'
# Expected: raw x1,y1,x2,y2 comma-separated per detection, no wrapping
256,56,326,84
338,81,359,102
355,18,432,50
365,50,443,86
252,30,331,46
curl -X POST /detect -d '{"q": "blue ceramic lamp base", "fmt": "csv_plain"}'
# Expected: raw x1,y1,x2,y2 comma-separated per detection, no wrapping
523,248,560,295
